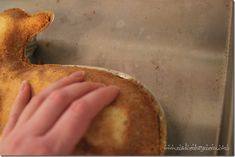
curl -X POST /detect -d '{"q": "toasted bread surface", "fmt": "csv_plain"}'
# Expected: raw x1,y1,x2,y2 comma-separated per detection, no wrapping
0,8,166,155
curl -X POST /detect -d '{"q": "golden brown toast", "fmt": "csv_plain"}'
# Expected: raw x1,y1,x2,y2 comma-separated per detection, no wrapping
0,8,166,155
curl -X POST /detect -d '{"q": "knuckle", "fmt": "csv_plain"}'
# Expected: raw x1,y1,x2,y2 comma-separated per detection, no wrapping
31,96,43,105
70,100,88,116
61,77,71,84
7,133,25,152
10,138,22,150
49,90,68,102
40,136,64,155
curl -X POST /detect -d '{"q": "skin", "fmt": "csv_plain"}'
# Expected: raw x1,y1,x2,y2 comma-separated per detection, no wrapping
0,71,120,155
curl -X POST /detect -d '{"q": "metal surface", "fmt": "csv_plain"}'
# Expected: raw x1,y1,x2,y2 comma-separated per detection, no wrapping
0,0,233,155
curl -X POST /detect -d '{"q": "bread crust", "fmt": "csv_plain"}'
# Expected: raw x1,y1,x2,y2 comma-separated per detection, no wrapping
0,8,166,155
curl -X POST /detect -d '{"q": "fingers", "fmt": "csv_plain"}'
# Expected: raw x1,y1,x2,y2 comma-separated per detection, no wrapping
45,86,119,153
27,82,104,135
2,81,31,137
15,71,84,128
39,72,85,98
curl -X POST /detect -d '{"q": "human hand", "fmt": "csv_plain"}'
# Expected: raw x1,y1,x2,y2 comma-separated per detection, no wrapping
0,71,119,155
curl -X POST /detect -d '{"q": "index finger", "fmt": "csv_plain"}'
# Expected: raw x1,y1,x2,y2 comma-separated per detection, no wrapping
15,71,85,128
40,71,85,98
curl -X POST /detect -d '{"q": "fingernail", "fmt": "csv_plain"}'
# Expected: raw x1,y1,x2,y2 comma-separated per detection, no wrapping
70,71,85,78
20,80,28,91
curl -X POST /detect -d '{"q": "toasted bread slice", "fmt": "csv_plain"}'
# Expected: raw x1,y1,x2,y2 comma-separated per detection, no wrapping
0,8,166,155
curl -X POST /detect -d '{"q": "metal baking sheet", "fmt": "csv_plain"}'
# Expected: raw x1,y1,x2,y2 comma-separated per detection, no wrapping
0,0,233,155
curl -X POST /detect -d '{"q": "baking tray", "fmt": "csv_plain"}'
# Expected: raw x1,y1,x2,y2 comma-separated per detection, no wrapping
1,0,233,155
